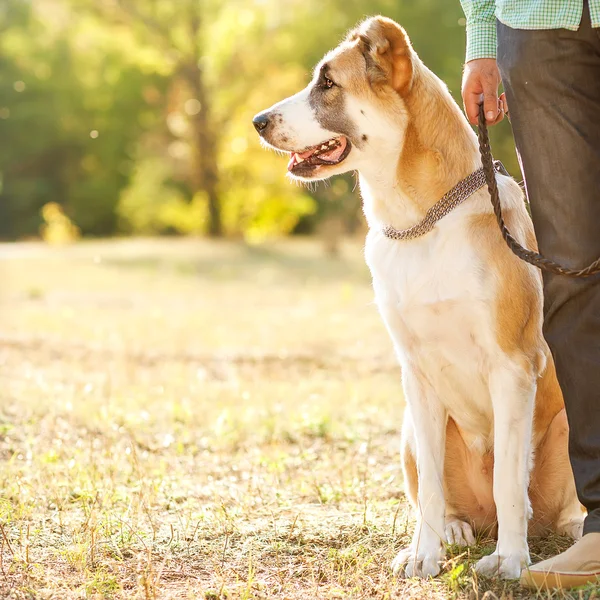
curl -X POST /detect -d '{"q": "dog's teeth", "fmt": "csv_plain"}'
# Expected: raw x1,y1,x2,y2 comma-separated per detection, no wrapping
321,144,327,150
296,156,304,163
328,140,336,145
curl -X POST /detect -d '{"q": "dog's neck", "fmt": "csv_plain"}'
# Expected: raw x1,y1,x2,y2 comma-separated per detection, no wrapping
359,65,481,232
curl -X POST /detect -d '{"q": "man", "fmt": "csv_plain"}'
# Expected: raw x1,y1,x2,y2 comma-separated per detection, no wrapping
460,0,600,591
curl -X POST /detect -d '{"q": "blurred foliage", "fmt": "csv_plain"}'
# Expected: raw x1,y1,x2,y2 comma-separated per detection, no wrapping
40,202,81,245
0,0,519,241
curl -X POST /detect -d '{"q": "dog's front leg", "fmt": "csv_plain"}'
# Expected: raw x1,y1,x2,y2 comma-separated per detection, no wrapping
475,362,534,579
392,367,447,578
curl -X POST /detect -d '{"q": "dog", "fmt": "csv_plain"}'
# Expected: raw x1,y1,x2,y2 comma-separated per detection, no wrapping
253,16,584,579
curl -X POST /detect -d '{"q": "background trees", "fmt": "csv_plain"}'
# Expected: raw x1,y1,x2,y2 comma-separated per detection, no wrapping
0,0,518,240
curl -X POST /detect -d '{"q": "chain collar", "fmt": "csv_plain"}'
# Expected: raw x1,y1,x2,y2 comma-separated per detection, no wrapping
382,167,489,241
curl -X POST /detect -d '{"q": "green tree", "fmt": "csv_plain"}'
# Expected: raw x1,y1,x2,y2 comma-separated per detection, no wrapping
0,0,166,237
0,0,519,240
81,0,223,236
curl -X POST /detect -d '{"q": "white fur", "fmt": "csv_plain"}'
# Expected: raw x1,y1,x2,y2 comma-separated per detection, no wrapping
446,517,476,546
364,176,535,578
258,63,544,580
264,86,335,152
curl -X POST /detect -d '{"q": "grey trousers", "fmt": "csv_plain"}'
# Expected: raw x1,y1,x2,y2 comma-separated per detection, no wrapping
497,4,600,535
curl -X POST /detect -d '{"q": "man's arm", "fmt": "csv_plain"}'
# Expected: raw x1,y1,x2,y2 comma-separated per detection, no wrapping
460,0,497,62
460,0,506,126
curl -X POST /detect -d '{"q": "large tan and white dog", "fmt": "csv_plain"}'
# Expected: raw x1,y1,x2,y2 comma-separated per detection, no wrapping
253,17,583,579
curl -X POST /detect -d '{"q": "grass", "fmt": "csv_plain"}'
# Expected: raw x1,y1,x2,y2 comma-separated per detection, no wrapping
0,237,597,599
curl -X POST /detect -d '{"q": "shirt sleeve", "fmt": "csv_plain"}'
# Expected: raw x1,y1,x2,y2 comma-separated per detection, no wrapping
460,0,497,62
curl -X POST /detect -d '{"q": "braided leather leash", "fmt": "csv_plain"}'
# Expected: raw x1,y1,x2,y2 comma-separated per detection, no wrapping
477,104,600,278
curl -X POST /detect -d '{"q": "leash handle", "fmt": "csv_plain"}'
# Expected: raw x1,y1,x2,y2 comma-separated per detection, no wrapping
477,104,600,278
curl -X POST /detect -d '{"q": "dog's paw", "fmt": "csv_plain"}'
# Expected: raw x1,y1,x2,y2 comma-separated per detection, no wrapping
474,550,530,579
557,518,584,541
391,545,444,578
445,518,475,546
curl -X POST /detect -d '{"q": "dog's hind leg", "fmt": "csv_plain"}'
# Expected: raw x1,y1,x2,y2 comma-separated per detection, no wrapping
556,499,585,540
445,517,477,546
402,411,479,547
529,408,585,540
444,418,496,545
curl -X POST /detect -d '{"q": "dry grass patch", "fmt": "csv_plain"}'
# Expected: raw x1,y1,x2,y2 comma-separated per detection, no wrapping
0,238,597,599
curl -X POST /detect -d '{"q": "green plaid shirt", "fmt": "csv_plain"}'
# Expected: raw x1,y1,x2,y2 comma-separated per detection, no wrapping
460,0,600,61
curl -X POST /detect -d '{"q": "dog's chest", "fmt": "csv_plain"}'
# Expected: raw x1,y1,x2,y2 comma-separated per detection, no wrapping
365,228,496,433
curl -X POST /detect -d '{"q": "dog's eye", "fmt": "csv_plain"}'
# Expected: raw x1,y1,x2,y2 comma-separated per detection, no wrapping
323,77,335,89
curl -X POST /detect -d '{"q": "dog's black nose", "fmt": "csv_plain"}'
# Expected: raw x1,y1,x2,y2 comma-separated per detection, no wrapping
253,113,270,133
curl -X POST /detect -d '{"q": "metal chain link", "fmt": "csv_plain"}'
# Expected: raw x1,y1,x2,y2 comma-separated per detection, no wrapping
477,104,600,278
382,168,487,241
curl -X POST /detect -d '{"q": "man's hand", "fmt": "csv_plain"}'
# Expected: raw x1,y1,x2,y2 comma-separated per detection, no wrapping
461,58,508,126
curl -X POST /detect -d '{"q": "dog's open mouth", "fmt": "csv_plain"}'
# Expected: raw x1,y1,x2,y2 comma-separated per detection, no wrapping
287,136,351,175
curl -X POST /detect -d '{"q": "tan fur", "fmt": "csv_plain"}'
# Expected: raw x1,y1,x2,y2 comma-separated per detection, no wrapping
350,18,482,224
469,209,565,435
255,15,582,572
401,201,573,538
403,405,574,538
397,69,480,211
469,210,544,365
350,18,414,94
358,16,578,542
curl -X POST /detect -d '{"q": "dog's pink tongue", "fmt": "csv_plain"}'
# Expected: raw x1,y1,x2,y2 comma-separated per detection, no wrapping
298,147,317,159
320,137,347,162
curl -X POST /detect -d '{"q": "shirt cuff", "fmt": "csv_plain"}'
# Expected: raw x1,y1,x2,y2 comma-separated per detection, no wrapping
465,20,497,62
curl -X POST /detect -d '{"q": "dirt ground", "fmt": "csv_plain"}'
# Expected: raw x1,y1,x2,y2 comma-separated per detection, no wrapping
0,238,595,599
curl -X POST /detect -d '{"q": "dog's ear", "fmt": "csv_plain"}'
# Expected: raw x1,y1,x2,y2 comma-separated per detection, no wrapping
350,16,414,95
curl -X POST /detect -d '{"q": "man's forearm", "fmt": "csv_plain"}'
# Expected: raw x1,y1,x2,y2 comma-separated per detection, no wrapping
460,0,497,61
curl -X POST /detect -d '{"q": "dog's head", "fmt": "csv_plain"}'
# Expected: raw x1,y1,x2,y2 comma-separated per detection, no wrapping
253,16,416,181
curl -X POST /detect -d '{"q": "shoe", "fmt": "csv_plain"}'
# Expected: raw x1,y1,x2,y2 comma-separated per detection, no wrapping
521,532,600,590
